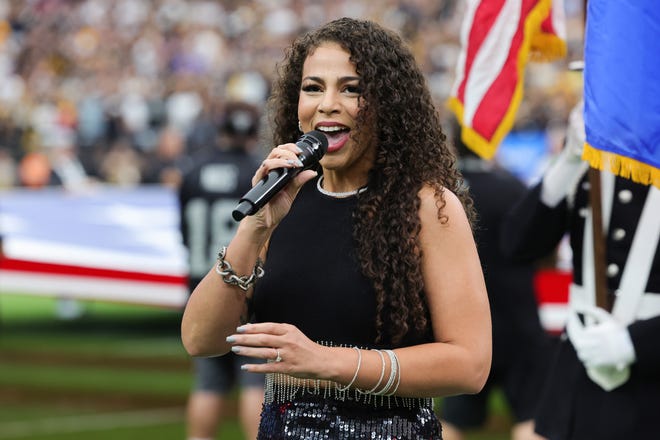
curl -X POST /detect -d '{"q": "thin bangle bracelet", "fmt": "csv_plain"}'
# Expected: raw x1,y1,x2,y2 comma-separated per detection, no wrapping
336,346,362,392
358,349,386,394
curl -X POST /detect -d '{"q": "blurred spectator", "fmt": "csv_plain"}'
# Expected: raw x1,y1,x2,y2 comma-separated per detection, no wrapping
18,151,52,188
0,1,585,192
141,124,191,188
225,70,270,107
46,128,92,191
0,146,16,187
99,137,143,186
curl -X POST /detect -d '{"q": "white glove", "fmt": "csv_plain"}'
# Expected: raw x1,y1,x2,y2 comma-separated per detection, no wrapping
565,99,586,159
566,306,635,390
540,100,588,207
567,306,636,370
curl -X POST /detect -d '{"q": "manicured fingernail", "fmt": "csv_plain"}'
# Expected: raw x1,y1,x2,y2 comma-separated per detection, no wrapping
226,335,236,343
286,159,304,167
236,325,247,333
231,346,241,353
240,364,248,370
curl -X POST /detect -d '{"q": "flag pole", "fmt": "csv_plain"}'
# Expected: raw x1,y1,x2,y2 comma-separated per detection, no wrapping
583,0,610,311
588,168,610,310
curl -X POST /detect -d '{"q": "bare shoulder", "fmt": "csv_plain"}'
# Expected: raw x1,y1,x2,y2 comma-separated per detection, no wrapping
417,184,469,231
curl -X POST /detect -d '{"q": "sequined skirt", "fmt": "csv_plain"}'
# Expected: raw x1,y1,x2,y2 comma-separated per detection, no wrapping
257,387,442,439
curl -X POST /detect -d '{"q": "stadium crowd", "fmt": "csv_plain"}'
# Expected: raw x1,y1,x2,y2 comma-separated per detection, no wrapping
0,0,584,191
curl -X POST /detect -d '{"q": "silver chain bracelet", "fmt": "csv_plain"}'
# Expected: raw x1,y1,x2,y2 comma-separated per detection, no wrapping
214,246,265,291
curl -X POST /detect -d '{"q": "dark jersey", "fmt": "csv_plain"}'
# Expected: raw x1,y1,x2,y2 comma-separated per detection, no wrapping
178,148,261,287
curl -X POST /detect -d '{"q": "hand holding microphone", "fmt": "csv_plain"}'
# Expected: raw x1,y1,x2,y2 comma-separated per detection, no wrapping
232,131,328,221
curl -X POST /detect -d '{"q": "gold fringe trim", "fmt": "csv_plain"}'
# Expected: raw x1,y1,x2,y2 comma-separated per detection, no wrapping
447,97,499,159
447,0,559,160
530,33,567,62
583,143,660,189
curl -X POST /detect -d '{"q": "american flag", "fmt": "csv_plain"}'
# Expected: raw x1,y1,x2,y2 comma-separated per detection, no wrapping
0,186,189,308
448,0,566,159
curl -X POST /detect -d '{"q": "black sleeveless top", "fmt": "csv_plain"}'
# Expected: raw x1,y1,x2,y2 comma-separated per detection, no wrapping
252,176,433,348
253,177,441,439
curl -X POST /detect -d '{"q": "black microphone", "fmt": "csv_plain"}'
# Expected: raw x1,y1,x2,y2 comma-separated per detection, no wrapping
232,130,328,221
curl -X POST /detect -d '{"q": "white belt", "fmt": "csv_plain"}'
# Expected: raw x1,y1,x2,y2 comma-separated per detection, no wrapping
568,284,660,323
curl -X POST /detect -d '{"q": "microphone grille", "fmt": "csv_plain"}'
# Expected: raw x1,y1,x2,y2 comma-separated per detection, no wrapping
301,130,328,154
296,130,328,164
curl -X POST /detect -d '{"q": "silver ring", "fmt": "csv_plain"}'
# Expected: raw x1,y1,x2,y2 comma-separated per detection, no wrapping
275,349,282,363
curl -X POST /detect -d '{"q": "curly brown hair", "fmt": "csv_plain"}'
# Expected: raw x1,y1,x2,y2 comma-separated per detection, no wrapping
267,17,474,345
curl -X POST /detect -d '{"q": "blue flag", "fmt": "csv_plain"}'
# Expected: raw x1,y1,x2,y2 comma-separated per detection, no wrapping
583,0,660,188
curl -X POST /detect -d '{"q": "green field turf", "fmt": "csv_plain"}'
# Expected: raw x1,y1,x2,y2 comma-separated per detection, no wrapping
0,294,512,440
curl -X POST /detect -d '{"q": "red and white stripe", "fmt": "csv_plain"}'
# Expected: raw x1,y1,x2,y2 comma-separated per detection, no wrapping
449,0,558,159
0,257,188,308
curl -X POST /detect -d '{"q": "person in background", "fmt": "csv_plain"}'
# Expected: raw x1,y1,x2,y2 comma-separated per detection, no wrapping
181,17,491,439
17,152,53,188
440,119,553,440
501,100,660,439
98,137,143,187
143,125,192,189
179,101,265,440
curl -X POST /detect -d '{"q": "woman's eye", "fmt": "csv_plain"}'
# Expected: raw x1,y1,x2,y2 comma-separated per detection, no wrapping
344,85,362,95
302,84,322,93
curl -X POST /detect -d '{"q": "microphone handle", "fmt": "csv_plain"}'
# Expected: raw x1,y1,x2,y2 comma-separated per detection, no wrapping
232,166,301,221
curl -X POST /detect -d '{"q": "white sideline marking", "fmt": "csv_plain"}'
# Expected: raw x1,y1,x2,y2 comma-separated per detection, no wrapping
0,407,184,438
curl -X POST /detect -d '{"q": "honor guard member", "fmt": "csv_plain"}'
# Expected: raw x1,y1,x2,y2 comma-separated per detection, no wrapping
501,100,660,440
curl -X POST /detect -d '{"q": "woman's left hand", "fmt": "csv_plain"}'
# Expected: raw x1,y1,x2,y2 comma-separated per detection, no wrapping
248,144,318,230
226,322,329,379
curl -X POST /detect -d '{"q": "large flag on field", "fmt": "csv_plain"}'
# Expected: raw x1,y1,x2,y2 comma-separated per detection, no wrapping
582,0,660,188
0,186,189,308
448,0,566,159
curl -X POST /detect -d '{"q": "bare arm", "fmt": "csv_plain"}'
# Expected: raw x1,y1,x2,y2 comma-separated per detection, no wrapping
180,218,269,357
398,186,491,396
